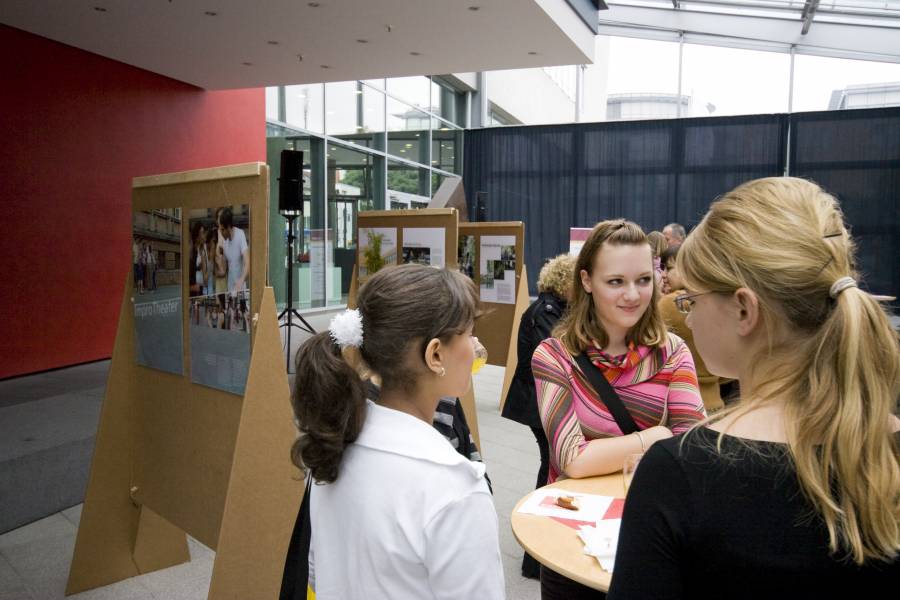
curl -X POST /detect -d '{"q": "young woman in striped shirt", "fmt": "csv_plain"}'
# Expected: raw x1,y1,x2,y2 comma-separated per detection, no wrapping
531,219,706,599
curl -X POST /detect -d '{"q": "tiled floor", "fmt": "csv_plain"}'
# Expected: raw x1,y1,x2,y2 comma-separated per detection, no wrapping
0,362,542,599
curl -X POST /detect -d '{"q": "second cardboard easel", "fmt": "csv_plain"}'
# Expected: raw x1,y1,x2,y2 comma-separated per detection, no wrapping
458,222,530,412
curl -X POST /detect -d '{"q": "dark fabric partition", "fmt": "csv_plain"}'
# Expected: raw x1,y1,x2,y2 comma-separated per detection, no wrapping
465,115,787,294
789,107,900,297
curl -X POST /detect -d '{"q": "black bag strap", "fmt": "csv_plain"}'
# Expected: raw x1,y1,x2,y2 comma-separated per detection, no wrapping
574,352,639,435
279,475,313,600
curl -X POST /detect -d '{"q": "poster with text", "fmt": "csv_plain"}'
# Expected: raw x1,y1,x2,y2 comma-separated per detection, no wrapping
401,228,445,268
457,235,475,279
358,227,397,283
480,235,517,304
132,208,183,375
187,204,251,395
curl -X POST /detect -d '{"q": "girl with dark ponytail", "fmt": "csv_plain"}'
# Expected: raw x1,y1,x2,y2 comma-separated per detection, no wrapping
291,263,504,600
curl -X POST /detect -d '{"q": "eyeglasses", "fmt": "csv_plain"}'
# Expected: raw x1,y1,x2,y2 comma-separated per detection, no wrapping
674,291,712,314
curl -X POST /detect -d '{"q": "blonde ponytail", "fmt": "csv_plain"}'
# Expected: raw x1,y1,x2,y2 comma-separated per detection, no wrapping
679,177,900,564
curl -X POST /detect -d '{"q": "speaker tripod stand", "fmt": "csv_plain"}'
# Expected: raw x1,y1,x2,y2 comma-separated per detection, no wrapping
278,213,316,372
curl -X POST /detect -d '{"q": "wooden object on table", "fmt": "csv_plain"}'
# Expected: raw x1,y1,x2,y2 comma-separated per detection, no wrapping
510,473,625,593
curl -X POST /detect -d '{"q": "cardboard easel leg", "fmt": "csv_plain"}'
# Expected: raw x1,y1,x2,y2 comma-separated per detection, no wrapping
499,265,530,411
209,287,303,600
66,274,189,595
459,386,481,452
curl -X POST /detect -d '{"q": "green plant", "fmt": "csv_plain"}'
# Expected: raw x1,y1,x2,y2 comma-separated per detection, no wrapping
363,231,385,274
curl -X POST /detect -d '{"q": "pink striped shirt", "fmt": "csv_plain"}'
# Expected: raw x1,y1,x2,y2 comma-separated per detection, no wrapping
532,334,706,483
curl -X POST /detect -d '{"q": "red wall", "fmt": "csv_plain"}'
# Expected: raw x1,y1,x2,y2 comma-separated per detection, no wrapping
0,25,266,379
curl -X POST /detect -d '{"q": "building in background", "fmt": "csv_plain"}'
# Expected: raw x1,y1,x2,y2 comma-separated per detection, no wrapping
828,82,900,110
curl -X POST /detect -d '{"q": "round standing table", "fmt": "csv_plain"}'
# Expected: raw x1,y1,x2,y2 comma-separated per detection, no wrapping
510,473,625,592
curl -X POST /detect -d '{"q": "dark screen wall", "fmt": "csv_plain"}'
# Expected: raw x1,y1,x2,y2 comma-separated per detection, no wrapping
1,25,265,379
465,108,899,298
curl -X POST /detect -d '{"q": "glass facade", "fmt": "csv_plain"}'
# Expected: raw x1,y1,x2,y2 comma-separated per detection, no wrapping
266,76,464,308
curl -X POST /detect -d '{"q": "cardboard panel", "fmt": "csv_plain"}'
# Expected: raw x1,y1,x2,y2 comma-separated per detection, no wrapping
499,265,532,413
458,222,525,368
66,277,189,595
209,287,301,600
129,163,269,548
350,209,483,446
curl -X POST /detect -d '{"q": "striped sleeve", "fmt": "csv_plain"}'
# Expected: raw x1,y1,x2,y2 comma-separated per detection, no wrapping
664,340,706,433
532,339,589,479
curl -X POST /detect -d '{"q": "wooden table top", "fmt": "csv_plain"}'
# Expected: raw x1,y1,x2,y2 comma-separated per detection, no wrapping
510,473,625,592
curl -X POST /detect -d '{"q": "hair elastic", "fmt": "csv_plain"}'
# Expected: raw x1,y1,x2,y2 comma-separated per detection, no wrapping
829,276,857,299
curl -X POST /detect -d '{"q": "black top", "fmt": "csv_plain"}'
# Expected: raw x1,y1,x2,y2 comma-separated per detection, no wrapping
501,292,566,428
608,427,899,600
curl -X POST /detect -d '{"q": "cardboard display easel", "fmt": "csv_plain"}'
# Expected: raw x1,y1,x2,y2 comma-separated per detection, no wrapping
348,209,483,449
67,163,302,599
458,222,529,412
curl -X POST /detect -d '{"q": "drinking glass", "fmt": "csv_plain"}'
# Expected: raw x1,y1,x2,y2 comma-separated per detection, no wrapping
623,453,643,494
471,337,488,374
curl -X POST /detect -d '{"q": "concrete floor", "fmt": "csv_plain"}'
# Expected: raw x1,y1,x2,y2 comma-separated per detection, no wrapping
0,345,541,599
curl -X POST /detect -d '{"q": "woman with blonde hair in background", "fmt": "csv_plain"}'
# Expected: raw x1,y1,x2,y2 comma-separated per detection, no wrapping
532,219,705,599
502,253,575,579
608,177,900,599
647,230,667,291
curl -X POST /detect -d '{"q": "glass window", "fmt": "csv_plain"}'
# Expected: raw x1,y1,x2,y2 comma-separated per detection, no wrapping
387,76,432,110
431,78,466,126
284,84,324,133
325,81,386,150
265,87,279,121
792,54,900,112
362,78,385,90
387,160,431,209
431,123,462,174
328,144,380,305
387,97,429,164
681,43,790,117
606,37,680,121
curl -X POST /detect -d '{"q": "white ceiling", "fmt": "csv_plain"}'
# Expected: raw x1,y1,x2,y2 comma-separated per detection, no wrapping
0,0,596,90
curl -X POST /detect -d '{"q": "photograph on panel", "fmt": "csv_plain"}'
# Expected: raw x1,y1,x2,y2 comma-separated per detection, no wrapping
358,227,397,283
187,204,251,395
401,227,445,268
132,208,184,375
458,234,475,279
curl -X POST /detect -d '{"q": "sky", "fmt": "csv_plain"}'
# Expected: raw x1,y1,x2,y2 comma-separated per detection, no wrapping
606,36,900,116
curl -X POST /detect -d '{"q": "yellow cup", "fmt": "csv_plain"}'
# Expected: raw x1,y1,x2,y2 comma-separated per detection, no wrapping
471,337,488,374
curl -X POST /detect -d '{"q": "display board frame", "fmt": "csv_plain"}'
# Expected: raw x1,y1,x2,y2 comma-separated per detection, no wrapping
458,222,529,411
67,163,301,600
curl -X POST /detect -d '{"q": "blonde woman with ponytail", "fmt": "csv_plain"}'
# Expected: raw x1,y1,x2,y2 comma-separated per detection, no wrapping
608,177,900,599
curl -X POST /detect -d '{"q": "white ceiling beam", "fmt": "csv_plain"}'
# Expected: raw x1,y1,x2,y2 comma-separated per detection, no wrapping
599,4,900,63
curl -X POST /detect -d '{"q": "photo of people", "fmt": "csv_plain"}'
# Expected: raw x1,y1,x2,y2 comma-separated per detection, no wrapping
187,204,251,395
132,208,183,375
458,235,475,279
402,246,431,266
491,259,506,281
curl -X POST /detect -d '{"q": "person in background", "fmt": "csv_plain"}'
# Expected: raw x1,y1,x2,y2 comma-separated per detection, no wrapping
501,253,575,580
133,237,144,295
291,264,504,600
532,220,705,599
647,231,667,291
658,245,724,413
219,207,249,293
662,222,686,248
608,177,900,600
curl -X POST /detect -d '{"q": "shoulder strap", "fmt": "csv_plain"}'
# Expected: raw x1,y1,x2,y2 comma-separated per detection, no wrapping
279,475,313,600
574,353,639,434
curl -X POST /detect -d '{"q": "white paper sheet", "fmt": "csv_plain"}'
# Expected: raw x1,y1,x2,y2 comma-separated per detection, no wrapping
401,227,445,268
479,235,516,304
516,488,615,523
